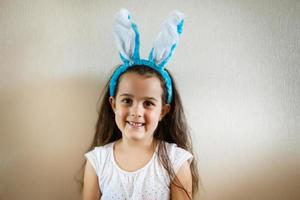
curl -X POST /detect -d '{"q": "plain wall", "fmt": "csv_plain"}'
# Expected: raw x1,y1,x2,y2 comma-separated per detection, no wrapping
0,0,299,199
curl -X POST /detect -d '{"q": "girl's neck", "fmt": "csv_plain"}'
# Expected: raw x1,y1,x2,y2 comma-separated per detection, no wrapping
116,137,157,153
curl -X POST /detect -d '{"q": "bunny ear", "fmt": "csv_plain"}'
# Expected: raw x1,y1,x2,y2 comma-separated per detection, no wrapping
113,8,140,64
148,10,184,68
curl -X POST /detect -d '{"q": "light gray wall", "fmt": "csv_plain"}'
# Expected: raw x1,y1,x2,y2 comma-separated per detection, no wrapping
1,0,299,199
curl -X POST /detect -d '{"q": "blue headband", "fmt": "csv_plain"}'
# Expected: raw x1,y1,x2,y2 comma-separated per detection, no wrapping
109,8,185,104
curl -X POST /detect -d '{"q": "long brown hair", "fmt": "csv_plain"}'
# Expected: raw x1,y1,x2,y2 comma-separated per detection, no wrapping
76,65,200,198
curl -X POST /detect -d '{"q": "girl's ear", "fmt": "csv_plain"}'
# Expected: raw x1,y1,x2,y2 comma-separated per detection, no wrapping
109,96,116,112
160,104,171,120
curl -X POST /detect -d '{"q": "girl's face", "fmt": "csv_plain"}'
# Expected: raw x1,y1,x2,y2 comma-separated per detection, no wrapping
109,72,170,142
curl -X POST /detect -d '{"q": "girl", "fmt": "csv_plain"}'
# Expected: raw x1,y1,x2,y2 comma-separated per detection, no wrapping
80,9,200,199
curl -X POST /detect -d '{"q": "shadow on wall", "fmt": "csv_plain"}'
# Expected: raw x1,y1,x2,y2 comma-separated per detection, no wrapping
201,157,300,200
0,78,106,200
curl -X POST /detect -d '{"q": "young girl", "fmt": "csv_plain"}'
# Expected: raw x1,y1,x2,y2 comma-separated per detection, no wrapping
80,9,200,199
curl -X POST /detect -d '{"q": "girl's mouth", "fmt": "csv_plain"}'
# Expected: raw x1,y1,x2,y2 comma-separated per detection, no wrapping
127,121,145,127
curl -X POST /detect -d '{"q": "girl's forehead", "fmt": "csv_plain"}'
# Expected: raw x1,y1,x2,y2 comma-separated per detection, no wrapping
117,72,163,97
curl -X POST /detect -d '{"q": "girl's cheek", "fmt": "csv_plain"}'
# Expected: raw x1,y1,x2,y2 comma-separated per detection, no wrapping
148,111,161,121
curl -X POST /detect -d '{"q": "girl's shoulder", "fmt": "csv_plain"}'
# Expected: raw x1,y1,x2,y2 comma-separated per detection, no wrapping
94,142,114,151
162,141,193,174
162,141,191,155
86,141,114,155
84,142,115,176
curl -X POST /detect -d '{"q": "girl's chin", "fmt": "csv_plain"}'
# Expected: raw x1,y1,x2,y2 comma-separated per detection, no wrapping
122,130,147,140
125,131,145,139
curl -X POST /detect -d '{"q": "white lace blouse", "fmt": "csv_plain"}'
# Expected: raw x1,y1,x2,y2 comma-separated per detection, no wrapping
85,141,193,200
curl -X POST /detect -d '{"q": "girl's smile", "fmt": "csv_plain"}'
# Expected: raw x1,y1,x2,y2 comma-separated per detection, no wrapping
127,121,145,127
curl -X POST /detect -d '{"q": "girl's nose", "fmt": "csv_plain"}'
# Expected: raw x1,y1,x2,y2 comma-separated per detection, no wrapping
130,104,143,117
130,112,142,117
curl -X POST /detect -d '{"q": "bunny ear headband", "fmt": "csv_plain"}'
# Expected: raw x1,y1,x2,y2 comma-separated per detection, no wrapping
109,8,184,104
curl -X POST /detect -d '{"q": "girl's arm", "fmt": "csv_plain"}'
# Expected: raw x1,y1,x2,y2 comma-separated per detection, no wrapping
171,161,193,200
83,160,101,200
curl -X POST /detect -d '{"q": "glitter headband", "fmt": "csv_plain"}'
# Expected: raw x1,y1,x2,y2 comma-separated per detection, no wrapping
109,8,184,104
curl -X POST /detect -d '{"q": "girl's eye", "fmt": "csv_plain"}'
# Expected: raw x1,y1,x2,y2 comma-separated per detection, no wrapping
144,101,154,107
121,98,132,104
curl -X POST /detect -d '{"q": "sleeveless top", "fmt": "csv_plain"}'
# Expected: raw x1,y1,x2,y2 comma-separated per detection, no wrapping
84,141,193,200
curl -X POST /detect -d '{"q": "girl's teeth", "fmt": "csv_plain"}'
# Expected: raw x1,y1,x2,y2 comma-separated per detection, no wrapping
129,122,143,127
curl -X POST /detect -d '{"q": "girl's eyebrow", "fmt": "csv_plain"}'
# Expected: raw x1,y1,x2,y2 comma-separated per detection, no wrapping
119,93,158,102
120,93,133,97
144,97,158,102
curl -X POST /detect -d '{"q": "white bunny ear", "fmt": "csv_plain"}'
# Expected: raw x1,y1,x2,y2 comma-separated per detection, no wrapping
113,8,140,63
149,10,184,68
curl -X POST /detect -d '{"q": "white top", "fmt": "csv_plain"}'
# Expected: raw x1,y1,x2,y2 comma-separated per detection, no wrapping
84,141,193,200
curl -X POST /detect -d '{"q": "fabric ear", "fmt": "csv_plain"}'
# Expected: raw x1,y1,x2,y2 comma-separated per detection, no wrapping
113,8,140,63
148,10,184,68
